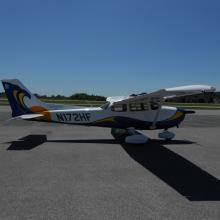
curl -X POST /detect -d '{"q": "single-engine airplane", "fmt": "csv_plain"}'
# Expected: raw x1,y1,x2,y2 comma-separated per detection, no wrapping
1,79,216,144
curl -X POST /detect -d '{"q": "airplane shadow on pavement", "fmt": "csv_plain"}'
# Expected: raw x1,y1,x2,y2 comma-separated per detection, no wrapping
5,134,220,201
6,135,117,150
121,141,220,202
7,135,47,150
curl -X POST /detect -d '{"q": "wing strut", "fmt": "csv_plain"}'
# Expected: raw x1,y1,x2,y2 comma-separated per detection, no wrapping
150,99,162,129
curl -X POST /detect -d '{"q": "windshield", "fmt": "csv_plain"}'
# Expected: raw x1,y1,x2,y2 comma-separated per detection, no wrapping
101,102,110,110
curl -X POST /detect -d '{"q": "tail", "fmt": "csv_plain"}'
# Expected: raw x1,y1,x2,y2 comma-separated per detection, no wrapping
1,79,49,117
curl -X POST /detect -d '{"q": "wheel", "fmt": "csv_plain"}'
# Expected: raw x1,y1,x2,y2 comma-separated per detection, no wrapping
125,134,149,144
165,138,172,141
111,128,128,139
158,130,175,140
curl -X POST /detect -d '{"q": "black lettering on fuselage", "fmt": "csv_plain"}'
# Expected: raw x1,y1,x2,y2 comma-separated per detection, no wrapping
56,113,91,123
66,113,72,121
72,113,80,122
85,113,91,121
56,114,64,122
79,113,87,121
63,114,68,121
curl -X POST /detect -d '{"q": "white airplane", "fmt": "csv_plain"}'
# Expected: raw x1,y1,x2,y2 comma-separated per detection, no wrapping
1,79,216,144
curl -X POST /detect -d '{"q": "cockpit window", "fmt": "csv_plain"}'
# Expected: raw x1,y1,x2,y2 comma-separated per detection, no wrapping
129,102,150,111
101,102,110,110
142,103,149,110
150,101,159,110
111,104,127,112
130,103,142,111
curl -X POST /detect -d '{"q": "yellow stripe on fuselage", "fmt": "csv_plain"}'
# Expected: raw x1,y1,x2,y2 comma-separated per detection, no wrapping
94,117,116,124
168,111,184,121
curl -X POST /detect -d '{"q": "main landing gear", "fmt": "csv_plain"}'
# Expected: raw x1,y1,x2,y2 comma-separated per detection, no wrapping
111,128,149,144
158,129,175,141
111,128,176,144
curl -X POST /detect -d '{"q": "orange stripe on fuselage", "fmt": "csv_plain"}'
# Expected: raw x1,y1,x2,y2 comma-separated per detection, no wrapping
30,106,51,121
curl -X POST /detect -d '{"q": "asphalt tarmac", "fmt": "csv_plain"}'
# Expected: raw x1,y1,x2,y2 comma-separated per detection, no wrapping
0,106,220,220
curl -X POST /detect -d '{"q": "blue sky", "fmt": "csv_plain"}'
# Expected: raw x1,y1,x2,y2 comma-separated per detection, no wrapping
0,0,220,96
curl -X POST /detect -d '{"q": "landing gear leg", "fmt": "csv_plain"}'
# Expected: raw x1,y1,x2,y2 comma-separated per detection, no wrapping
158,129,175,141
111,128,149,144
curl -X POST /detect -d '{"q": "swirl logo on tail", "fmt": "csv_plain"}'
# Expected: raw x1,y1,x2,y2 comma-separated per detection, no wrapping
2,80,50,119
3,82,32,116
12,90,31,111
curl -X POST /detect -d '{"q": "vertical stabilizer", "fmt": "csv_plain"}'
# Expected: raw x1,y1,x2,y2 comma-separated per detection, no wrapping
1,79,48,117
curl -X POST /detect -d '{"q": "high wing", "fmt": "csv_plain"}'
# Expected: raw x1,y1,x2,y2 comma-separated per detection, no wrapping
110,85,216,105
106,96,130,103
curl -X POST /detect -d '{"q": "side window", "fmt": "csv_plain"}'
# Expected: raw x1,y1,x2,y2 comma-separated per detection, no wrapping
150,101,159,110
111,104,127,112
130,103,142,111
142,103,149,111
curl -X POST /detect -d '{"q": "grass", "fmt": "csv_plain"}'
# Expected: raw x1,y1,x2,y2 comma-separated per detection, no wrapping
40,99,105,107
0,98,105,107
166,102,220,110
1,98,220,109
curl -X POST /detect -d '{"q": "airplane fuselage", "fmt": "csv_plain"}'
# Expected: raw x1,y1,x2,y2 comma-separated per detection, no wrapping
38,106,186,130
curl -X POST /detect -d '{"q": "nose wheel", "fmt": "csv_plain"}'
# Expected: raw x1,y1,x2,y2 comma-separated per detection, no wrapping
158,129,175,141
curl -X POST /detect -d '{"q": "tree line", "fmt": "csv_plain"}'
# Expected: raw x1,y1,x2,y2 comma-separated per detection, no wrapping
1,92,220,103
166,92,220,103
131,92,220,103
0,92,106,101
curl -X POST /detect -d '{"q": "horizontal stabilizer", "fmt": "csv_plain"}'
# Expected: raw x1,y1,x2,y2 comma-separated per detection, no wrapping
8,114,44,121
